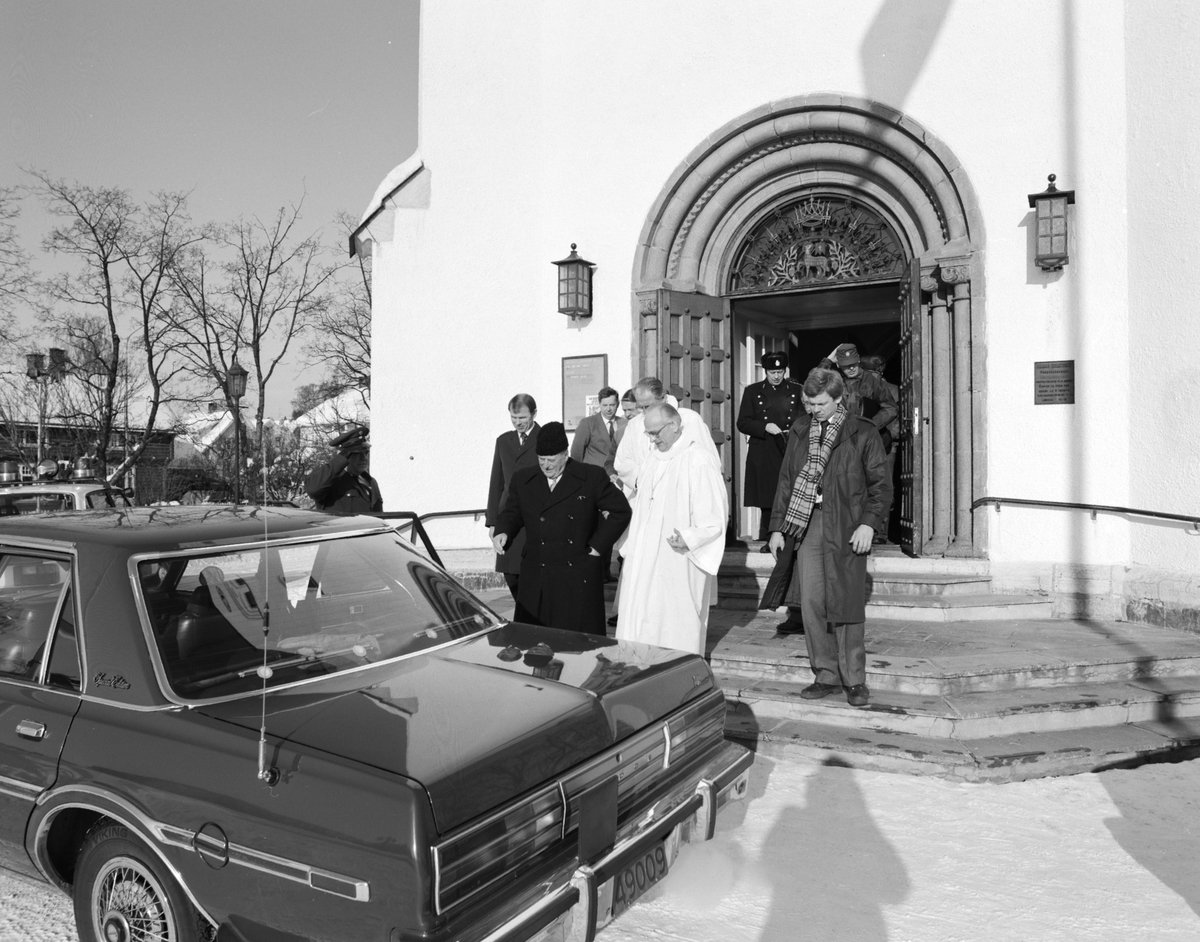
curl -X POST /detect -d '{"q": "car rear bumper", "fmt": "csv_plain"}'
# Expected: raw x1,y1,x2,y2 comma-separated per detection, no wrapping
477,739,753,942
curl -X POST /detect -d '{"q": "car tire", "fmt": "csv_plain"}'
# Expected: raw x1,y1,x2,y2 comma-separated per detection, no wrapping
72,820,214,942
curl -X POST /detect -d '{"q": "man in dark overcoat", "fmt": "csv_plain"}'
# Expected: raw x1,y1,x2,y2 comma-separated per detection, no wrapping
492,422,631,636
305,427,383,513
761,368,892,707
736,351,803,544
486,393,540,599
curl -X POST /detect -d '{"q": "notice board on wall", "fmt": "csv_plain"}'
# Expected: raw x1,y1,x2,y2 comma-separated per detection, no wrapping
562,355,608,429
1034,360,1075,405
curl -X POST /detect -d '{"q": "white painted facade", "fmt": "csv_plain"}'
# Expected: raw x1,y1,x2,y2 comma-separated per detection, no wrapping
357,1,1200,597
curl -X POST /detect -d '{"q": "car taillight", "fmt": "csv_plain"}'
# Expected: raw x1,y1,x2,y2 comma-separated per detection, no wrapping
432,783,566,914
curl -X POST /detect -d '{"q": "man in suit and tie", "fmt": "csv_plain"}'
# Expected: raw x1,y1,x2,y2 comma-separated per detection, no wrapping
570,386,628,581
486,393,540,599
492,422,631,636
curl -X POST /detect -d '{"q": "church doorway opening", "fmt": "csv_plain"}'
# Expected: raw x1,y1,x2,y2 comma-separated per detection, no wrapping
731,282,903,546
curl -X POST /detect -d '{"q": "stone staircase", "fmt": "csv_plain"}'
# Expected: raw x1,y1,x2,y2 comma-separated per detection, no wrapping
710,544,1200,780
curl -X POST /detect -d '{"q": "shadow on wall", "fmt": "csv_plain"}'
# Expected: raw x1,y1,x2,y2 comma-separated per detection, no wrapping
860,0,953,108
758,756,910,942
1100,761,1200,919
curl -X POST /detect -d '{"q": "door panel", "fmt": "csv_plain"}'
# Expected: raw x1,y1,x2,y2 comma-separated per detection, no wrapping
897,262,923,553
657,291,733,493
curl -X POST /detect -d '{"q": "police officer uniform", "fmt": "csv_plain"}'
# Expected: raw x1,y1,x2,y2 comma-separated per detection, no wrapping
305,427,383,513
736,351,804,542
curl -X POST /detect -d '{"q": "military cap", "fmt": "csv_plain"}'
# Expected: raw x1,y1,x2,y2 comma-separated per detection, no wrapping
834,343,861,367
536,421,569,456
330,426,370,453
761,351,789,371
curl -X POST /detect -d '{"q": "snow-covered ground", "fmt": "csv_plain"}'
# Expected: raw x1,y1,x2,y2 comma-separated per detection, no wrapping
5,755,1199,941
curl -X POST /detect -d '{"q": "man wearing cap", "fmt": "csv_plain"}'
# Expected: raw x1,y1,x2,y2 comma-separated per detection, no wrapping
492,422,631,636
487,394,541,599
737,351,804,547
305,426,383,513
820,343,898,437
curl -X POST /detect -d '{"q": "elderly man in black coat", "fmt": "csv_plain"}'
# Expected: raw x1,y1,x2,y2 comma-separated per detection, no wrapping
492,422,632,636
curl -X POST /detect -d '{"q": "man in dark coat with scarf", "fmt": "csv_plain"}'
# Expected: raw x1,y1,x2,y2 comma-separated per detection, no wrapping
492,422,631,636
486,393,540,599
762,368,892,707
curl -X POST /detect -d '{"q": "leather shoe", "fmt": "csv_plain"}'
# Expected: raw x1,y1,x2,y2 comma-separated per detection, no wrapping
799,682,841,700
775,621,804,636
759,544,772,553
846,684,870,707
606,614,618,627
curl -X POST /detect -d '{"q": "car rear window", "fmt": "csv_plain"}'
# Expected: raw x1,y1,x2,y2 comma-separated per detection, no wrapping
138,532,502,700
0,493,74,514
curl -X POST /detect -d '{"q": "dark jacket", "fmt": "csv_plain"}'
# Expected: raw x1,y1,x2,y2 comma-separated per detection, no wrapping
485,424,540,575
305,455,382,513
494,459,631,636
736,378,804,506
760,413,892,623
817,362,898,435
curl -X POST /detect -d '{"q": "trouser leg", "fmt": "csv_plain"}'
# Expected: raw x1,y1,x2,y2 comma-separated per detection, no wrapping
833,622,866,686
757,509,772,541
798,511,839,685
504,572,520,599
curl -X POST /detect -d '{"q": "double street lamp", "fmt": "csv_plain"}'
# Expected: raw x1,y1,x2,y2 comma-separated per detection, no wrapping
225,360,248,504
25,348,70,469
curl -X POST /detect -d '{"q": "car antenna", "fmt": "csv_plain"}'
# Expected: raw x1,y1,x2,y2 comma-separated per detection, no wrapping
254,439,280,786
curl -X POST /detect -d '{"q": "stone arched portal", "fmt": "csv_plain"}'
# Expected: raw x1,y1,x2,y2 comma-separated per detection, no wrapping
631,93,986,557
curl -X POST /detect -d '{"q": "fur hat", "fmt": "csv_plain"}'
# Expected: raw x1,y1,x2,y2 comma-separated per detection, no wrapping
536,421,569,456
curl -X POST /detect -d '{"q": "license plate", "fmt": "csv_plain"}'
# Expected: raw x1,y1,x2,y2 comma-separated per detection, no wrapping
610,841,670,919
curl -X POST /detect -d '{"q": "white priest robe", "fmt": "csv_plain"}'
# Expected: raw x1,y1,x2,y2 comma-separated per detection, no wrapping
613,396,719,494
616,437,727,655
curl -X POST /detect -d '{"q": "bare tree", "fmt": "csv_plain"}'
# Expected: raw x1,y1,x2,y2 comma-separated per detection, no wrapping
26,171,200,482
168,202,339,449
0,187,33,346
304,210,371,406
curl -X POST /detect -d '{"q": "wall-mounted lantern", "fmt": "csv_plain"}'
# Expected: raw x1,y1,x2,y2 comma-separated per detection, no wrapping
1027,174,1075,272
552,244,595,317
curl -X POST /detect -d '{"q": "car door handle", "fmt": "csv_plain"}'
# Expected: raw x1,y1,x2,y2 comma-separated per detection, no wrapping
16,720,46,741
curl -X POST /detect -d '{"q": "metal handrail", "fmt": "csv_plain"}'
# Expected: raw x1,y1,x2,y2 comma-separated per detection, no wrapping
370,509,491,568
972,496,1200,529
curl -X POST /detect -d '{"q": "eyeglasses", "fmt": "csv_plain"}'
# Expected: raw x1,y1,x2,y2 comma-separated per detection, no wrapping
644,422,679,440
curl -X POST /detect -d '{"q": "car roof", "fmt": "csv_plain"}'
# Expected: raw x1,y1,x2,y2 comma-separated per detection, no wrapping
0,482,112,495
0,506,387,552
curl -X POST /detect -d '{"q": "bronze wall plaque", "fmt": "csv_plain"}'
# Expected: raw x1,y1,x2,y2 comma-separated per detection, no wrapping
1034,360,1075,405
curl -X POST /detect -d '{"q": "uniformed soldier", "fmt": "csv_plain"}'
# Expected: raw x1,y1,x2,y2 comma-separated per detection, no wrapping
736,351,804,546
819,343,898,436
305,426,383,513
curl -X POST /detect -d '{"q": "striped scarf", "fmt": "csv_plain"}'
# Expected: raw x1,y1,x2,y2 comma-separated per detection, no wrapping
781,404,847,537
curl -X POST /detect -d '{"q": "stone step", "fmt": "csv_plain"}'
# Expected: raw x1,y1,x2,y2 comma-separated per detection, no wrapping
723,705,1200,782
716,585,1048,619
719,571,993,596
717,672,1200,738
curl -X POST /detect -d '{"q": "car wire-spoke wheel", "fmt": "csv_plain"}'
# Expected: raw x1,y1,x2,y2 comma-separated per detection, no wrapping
74,822,210,942
92,855,177,942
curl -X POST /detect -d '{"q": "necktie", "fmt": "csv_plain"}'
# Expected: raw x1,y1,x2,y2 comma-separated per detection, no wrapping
607,420,615,443
518,431,526,447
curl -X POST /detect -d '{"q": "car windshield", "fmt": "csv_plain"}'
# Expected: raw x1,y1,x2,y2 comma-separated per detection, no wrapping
138,531,503,699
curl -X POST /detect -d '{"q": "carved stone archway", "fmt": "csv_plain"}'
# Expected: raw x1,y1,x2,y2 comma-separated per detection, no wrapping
632,94,987,557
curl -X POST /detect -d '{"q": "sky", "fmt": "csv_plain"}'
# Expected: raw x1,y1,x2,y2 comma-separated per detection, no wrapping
0,0,419,418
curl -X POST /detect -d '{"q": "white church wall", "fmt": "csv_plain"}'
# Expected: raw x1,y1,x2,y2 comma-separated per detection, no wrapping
370,0,1150,578
1124,0,1200,573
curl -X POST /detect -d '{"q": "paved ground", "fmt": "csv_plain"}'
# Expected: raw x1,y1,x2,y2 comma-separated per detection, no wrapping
8,755,1200,941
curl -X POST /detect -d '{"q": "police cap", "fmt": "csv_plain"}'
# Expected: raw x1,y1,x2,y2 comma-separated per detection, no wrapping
330,426,370,453
834,343,861,367
761,351,789,371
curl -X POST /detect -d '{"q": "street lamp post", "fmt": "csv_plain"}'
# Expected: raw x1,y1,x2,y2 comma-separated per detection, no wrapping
25,348,70,471
225,360,249,504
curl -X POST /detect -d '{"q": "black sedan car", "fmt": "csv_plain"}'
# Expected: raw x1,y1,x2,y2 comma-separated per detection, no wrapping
0,507,752,942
